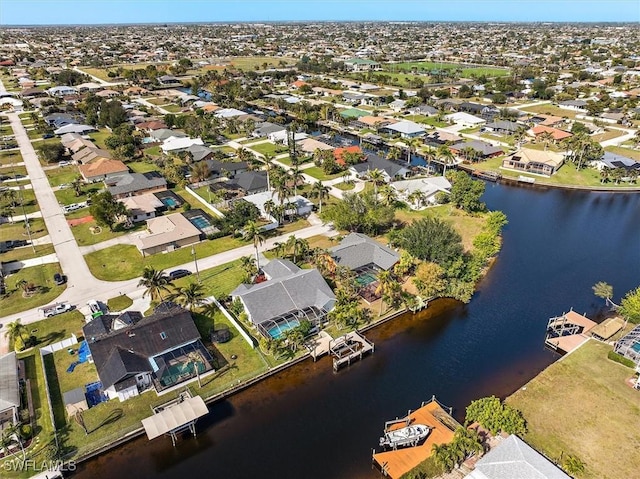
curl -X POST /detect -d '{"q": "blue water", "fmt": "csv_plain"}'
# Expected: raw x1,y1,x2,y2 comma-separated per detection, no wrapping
177,87,212,101
632,341,640,353
162,197,177,207
190,216,210,229
268,319,300,340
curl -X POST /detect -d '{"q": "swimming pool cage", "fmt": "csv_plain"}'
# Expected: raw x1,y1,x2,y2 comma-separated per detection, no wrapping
257,306,328,340
353,264,382,303
614,324,640,366
153,341,214,390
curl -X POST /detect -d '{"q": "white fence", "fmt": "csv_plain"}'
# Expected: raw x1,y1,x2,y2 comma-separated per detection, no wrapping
184,185,226,218
40,334,78,355
207,296,257,349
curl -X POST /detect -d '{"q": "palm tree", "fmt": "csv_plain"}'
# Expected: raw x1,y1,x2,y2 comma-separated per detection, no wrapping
263,198,276,220
432,443,456,473
186,350,204,388
236,147,252,163
378,184,397,207
190,161,210,183
272,178,292,205
243,220,265,271
386,147,402,162
437,145,455,176
563,455,585,476
289,166,305,196
138,267,171,303
169,282,206,312
407,190,426,209
366,168,385,197
592,281,618,308
1,423,25,460
72,175,84,197
406,137,423,164
263,153,276,191
539,131,554,151
4,320,29,352
375,270,400,317
240,255,258,282
311,181,330,213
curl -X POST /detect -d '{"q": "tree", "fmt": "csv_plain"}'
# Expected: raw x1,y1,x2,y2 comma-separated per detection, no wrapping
89,191,127,231
4,320,29,352
310,181,330,213
413,262,447,299
563,455,585,475
448,171,486,212
592,281,616,307
99,99,128,129
366,168,385,197
240,255,258,282
399,217,463,266
138,267,171,303
437,145,455,176
322,191,394,235
190,161,210,183
71,175,84,197
186,350,204,388
169,282,206,312
432,443,456,473
243,220,265,271
378,184,398,207
37,142,66,164
619,286,640,324
406,137,423,164
375,270,401,316
465,396,526,436
289,166,304,196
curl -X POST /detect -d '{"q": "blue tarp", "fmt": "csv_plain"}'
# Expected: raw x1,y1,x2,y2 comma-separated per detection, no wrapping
78,341,90,363
85,381,108,407
66,361,79,373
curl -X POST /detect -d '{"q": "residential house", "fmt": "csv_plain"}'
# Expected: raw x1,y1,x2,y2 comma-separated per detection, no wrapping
45,112,85,128
47,85,78,97
161,136,204,153
95,89,120,99
458,102,498,118
391,176,452,207
157,75,182,87
559,99,588,111
119,193,164,222
149,129,186,142
350,154,410,181
134,212,202,256
78,158,129,182
424,131,463,146
613,324,640,367
329,233,400,272
54,124,96,136
380,120,425,139
223,170,269,195
106,172,167,199
268,130,308,145
445,112,486,128
72,146,113,165
296,137,334,156
528,125,573,143
389,99,407,112
231,259,336,339
343,58,381,72
483,120,522,135
351,115,396,131
465,435,571,479
593,151,640,171
502,148,565,176
135,120,167,132
62,137,96,154
241,191,314,219
408,104,438,116
334,146,364,166
450,140,503,159
0,352,20,426
205,159,248,179
83,305,212,402
252,121,286,138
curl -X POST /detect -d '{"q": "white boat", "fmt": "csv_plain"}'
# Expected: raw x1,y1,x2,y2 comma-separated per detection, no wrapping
379,424,430,448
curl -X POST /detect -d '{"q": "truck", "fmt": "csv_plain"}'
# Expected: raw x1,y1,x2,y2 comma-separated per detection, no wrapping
42,302,74,318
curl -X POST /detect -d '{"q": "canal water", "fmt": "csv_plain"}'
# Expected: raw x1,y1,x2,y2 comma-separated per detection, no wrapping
74,184,640,479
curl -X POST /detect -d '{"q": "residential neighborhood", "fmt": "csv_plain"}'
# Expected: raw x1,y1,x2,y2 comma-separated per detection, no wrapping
0,12,639,479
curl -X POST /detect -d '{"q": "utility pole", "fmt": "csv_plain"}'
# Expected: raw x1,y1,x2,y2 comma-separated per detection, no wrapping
191,246,200,283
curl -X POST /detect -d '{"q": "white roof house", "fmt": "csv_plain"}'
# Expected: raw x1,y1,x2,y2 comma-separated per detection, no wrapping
382,120,426,138
47,85,78,97
268,130,308,144
241,191,314,220
391,176,452,207
213,108,247,118
0,352,20,425
445,112,487,127
54,124,96,135
161,136,204,153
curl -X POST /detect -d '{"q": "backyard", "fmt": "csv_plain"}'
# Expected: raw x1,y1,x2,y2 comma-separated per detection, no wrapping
0,217,49,240
0,150,23,166
0,263,66,317
507,340,640,479
249,141,288,157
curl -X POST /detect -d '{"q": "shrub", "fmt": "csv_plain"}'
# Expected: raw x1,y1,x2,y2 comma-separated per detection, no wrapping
20,424,32,440
607,350,636,369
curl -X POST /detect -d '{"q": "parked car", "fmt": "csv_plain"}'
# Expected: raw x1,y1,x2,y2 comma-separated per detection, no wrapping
53,273,66,285
58,161,72,167
169,269,192,280
87,300,102,314
43,302,73,318
42,133,54,139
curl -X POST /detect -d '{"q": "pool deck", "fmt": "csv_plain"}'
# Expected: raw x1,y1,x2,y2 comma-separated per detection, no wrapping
373,400,459,479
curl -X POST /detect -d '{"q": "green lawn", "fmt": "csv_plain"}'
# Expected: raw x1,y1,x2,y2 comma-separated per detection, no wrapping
143,145,162,157
162,104,184,113
0,124,14,136
304,166,345,181
50,347,99,400
230,56,296,71
0,217,49,240
71,219,146,247
106,294,133,312
333,181,355,191
144,97,170,106
88,130,111,150
45,167,79,187
0,164,27,177
0,150,23,166
507,340,640,479
0,263,66,318
54,183,102,206
519,104,579,120
126,160,160,173
606,145,640,161
0,244,55,263
6,188,40,215
387,61,510,78
85,235,247,281
172,259,245,298
250,142,288,157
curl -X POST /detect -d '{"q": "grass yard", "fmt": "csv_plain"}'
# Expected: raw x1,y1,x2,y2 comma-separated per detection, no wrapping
77,67,113,82
172,259,245,298
70,219,145,247
0,244,55,263
7,188,40,215
591,129,625,143
333,181,355,191
507,340,640,479
605,145,640,161
0,164,27,177
143,145,162,157
0,263,66,318
45,167,79,187
0,217,49,241
85,234,248,281
0,150,23,165
49,347,99,402
106,294,133,312
249,141,288,157
0,124,14,136
304,166,345,181
161,103,184,113
88,130,111,150
230,56,296,71
54,182,102,206
388,61,510,78
126,160,160,173
519,104,579,120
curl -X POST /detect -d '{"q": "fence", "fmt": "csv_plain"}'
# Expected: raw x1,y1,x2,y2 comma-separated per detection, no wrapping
40,334,78,355
207,296,258,349
184,185,226,218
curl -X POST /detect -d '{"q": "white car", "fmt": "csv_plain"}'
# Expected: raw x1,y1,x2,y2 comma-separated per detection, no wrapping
87,300,101,314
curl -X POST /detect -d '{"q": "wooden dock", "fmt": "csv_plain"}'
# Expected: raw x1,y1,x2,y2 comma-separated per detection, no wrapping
471,170,501,182
544,309,597,354
330,331,374,371
373,399,459,478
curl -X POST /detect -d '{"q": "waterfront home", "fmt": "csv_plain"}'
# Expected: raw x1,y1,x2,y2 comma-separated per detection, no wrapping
349,154,410,181
450,140,503,160
464,434,571,479
613,324,640,367
268,129,308,145
296,137,334,156
0,352,20,426
329,233,399,274
134,212,203,256
157,75,182,87
380,120,425,139
119,193,164,222
106,171,167,199
231,259,336,339
78,158,129,182
252,121,286,138
502,148,565,176
592,151,640,171
83,305,213,402
351,115,397,131
391,176,452,206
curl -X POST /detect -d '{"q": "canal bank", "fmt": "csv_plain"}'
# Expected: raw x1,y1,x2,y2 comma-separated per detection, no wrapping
73,184,640,479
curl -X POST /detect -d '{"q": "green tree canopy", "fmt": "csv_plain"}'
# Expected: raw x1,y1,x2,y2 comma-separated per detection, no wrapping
322,191,394,235
37,142,66,164
399,217,463,266
89,190,127,231
619,286,640,324
465,396,526,436
448,171,486,213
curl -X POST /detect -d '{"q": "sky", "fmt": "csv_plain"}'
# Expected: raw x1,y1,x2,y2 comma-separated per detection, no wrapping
1,0,638,25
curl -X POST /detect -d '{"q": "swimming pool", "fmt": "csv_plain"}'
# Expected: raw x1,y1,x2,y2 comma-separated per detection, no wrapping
267,320,300,340
189,215,211,229
355,272,378,287
161,197,178,207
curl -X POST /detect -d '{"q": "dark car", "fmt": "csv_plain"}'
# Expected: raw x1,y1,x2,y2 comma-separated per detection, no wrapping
42,133,55,139
169,269,192,280
53,273,66,285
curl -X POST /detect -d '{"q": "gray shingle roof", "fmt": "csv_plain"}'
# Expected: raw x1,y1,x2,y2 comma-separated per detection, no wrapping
468,435,571,479
106,172,167,197
330,233,400,271
351,154,408,179
231,260,335,325
0,352,19,413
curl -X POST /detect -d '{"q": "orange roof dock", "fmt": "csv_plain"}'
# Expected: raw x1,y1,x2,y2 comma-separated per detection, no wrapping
373,399,459,478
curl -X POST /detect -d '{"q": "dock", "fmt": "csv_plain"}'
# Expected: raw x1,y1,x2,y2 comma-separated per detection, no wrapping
472,170,501,182
329,331,374,371
544,309,596,354
372,398,459,478
517,175,536,184
590,316,625,342
141,390,208,446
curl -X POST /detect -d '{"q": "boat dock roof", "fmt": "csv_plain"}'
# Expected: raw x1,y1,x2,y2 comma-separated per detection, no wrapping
373,400,458,479
590,316,625,341
545,310,597,354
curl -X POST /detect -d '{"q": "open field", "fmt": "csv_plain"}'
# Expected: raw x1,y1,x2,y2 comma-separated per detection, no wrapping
507,340,640,479
70,218,146,247
387,61,510,78
0,217,49,241
519,104,580,120
0,150,24,166
249,141,288,157
229,56,296,71
0,244,55,263
88,130,111,150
